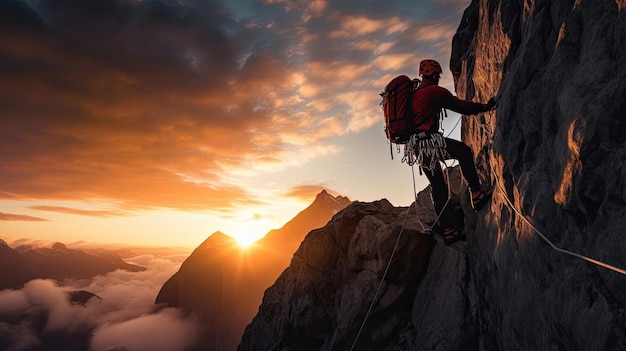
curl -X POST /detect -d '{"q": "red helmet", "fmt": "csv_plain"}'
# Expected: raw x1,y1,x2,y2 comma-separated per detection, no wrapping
419,59,442,76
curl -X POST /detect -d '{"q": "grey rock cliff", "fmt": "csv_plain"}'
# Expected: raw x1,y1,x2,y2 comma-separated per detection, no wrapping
240,1,626,350
455,0,626,350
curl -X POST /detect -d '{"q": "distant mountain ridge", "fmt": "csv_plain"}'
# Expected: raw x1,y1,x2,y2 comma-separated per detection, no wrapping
258,190,352,256
155,190,352,351
0,240,146,290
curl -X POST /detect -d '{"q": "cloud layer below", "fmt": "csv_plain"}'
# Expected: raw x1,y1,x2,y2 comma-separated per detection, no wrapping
0,253,200,351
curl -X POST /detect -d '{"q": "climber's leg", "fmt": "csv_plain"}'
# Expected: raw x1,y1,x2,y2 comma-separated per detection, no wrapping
442,138,481,191
443,137,492,211
423,162,457,231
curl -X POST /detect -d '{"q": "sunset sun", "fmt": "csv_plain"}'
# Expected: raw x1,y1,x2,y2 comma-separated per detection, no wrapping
235,235,257,249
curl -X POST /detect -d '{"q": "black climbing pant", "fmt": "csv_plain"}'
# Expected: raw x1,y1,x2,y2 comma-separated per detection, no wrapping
422,137,481,230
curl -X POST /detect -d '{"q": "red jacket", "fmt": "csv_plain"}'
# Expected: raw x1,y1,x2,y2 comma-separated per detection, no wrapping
412,79,489,133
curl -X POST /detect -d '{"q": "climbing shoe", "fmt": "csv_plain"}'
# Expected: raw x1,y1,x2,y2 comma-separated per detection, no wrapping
471,188,492,212
443,227,466,245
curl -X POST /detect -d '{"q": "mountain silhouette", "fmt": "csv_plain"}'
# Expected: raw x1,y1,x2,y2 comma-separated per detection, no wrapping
155,190,352,351
0,242,146,290
0,239,37,290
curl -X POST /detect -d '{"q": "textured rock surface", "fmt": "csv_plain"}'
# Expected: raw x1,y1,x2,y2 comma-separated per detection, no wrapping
454,0,626,350
240,0,626,350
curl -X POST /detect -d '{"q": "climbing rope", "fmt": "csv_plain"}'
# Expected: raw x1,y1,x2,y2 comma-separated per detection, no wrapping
473,113,626,276
490,165,626,275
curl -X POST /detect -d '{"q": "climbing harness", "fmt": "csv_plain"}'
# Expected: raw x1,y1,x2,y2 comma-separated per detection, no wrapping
471,113,626,276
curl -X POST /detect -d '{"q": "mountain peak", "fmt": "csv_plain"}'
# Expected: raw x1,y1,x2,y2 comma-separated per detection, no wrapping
52,242,67,250
198,231,237,250
210,230,229,238
313,189,331,202
311,189,352,214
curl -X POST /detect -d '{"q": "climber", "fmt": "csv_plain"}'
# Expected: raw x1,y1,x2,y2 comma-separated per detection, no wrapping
412,59,496,245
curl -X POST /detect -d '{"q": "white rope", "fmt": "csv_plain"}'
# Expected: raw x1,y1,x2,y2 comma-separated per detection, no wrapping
473,113,626,276
490,166,626,275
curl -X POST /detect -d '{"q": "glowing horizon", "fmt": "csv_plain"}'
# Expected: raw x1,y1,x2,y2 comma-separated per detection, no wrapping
0,0,470,248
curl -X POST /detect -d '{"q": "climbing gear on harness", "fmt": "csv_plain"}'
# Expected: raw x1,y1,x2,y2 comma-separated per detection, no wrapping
403,132,449,171
471,188,492,211
419,59,442,76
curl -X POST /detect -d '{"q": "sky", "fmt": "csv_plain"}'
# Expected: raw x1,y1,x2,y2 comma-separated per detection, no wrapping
0,0,474,248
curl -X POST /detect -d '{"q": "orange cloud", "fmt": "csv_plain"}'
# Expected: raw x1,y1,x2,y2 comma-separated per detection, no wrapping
409,21,457,42
264,0,327,17
330,16,410,38
0,4,306,213
308,0,328,14
27,206,129,218
0,212,49,222
372,53,416,72
373,42,395,55
0,0,466,218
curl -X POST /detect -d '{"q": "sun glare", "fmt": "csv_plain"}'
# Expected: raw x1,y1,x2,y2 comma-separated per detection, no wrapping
236,236,257,249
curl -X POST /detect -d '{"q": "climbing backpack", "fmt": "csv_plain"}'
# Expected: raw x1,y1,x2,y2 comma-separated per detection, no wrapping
380,75,419,144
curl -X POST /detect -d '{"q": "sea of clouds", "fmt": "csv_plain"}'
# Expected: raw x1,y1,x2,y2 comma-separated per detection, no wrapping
0,252,202,351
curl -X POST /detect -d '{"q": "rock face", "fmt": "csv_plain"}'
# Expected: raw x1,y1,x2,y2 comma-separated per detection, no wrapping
239,174,472,351
454,0,626,350
240,1,626,350
239,197,438,351
155,190,352,351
